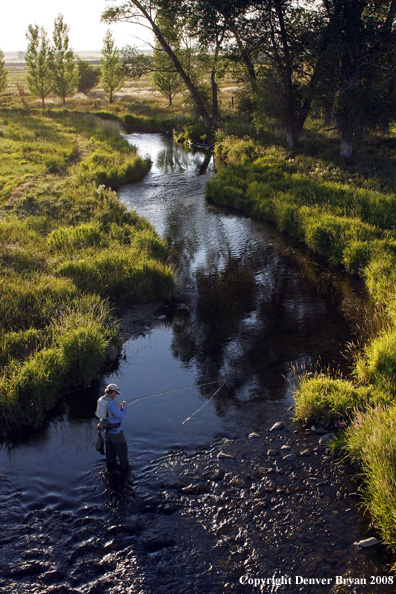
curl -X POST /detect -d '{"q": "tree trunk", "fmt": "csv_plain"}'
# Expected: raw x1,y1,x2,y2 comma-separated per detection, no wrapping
286,118,303,150
131,0,214,128
340,137,353,159
211,69,218,128
336,0,364,159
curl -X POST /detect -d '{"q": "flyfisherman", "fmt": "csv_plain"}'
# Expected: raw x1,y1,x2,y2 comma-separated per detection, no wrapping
96,383,129,473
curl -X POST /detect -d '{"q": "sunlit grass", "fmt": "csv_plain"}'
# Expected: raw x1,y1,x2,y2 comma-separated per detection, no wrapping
0,108,176,428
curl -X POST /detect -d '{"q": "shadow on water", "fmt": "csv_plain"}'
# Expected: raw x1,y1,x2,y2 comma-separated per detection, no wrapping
1,133,393,594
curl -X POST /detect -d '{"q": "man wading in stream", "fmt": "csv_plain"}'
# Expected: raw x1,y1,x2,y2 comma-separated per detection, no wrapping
96,384,129,473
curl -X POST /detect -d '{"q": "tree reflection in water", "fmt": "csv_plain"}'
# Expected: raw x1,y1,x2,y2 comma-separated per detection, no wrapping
120,133,371,419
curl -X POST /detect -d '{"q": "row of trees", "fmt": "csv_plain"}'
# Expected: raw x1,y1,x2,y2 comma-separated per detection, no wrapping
0,12,192,108
102,0,396,157
24,14,125,106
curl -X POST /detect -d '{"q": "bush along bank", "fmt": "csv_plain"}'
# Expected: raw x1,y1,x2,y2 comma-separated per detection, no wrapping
0,109,176,429
206,134,396,552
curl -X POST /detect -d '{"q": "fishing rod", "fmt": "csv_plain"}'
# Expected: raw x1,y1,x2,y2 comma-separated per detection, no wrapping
124,380,221,407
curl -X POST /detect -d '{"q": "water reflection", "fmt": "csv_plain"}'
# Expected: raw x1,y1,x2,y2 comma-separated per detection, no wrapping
156,143,212,175
119,134,371,420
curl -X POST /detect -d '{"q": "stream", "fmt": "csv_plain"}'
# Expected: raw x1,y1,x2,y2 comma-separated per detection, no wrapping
0,133,393,594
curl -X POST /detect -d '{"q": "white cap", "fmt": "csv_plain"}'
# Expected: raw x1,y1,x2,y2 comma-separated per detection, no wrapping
106,383,121,394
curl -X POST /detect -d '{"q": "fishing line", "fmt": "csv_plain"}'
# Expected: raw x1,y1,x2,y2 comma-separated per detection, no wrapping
181,381,226,425
125,380,221,407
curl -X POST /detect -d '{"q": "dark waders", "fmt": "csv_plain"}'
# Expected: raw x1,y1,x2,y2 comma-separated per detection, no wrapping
105,431,129,472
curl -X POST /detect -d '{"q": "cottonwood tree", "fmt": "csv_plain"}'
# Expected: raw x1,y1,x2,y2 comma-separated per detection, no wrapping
0,50,8,93
25,24,52,108
49,14,78,105
100,30,125,103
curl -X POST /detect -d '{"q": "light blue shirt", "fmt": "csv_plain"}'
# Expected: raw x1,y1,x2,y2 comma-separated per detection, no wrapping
107,400,127,434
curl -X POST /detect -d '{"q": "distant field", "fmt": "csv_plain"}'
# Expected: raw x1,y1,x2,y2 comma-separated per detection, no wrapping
3,62,238,115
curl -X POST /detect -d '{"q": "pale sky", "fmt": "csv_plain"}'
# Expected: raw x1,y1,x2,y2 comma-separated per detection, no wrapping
1,0,152,53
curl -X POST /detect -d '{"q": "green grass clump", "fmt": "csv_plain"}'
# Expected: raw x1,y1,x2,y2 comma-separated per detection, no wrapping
355,328,396,395
78,150,150,189
57,248,175,302
0,275,78,331
294,376,388,425
344,405,396,548
0,301,118,427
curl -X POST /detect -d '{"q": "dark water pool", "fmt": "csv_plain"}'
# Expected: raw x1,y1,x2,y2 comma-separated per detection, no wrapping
1,133,392,594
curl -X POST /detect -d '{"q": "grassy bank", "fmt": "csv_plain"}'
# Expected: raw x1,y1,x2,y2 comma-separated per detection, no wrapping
206,129,396,550
0,108,176,429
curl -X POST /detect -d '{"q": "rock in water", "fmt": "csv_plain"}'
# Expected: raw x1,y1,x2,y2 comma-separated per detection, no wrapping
354,537,379,548
319,433,335,446
269,422,284,432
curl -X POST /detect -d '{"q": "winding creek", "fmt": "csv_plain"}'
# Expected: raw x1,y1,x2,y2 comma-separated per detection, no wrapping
0,133,394,593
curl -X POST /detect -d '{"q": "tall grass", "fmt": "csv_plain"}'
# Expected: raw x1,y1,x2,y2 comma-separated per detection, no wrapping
0,108,176,428
345,405,396,548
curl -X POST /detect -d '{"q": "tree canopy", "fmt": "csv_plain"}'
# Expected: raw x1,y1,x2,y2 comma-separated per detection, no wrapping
103,0,396,155
25,24,52,108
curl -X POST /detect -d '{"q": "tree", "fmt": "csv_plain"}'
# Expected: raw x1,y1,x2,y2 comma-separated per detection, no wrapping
153,45,183,105
0,50,8,94
25,24,52,108
100,30,125,103
77,59,100,95
49,14,78,105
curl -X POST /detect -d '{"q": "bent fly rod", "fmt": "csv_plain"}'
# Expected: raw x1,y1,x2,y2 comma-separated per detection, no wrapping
120,380,226,424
